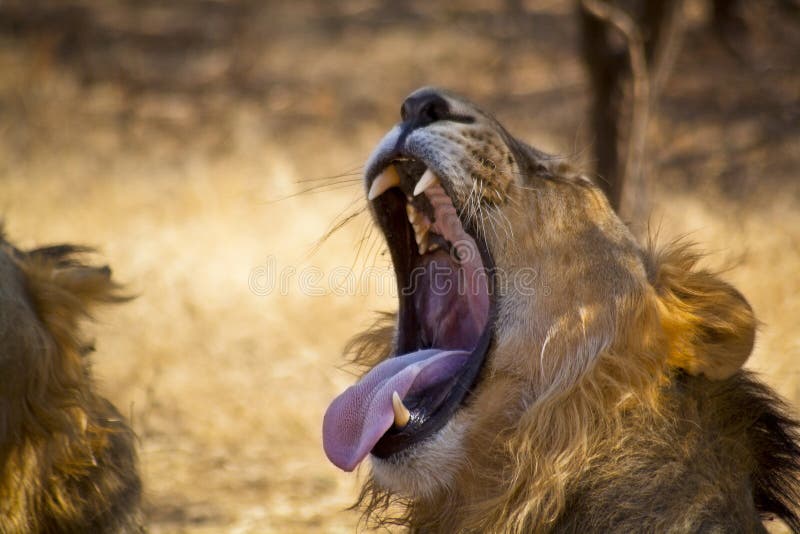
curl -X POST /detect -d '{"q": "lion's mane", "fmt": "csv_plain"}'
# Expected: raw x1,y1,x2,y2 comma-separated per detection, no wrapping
348,239,800,533
0,227,142,533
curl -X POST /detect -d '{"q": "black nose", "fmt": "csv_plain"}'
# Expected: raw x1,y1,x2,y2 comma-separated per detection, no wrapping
400,90,450,127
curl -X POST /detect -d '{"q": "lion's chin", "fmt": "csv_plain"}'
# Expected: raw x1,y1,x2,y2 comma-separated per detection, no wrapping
370,415,470,500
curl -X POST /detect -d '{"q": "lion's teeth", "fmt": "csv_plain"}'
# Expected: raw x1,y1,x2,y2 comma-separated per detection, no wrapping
414,224,428,240
406,202,418,224
415,226,429,254
413,169,439,196
417,233,429,255
392,391,411,428
368,165,401,200
407,202,432,253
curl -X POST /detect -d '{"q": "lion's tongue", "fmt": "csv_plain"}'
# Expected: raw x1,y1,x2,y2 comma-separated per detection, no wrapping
322,349,469,471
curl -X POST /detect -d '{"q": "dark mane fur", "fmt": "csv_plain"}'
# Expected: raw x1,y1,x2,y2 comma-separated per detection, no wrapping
730,372,800,530
548,370,800,533
0,227,142,533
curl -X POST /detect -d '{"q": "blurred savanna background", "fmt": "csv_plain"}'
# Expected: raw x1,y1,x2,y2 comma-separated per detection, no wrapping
0,0,798,532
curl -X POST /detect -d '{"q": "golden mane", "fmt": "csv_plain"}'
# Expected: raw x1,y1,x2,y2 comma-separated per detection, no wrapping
349,240,761,532
0,227,142,533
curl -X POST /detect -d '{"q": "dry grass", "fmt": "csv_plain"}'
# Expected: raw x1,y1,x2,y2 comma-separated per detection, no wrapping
0,1,797,532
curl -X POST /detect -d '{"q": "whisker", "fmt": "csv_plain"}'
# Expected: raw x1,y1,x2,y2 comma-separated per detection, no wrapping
357,225,374,271
495,206,515,241
504,192,522,209
476,181,488,244
307,197,368,257
335,220,377,289
485,206,500,244
268,180,361,204
294,172,362,184
351,221,374,275
508,181,542,193
467,171,481,228
460,178,478,228
361,226,384,273
369,237,389,273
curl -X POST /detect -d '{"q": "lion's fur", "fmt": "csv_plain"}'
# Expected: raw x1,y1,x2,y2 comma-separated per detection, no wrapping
344,89,800,533
648,241,758,380
0,228,142,532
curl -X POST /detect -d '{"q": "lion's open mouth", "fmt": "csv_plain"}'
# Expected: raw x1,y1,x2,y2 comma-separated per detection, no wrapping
323,157,494,472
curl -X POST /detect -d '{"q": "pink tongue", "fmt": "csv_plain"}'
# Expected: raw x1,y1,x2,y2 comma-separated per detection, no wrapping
322,349,469,471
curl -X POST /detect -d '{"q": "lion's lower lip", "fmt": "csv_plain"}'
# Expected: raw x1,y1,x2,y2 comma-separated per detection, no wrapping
370,320,493,460
322,348,471,471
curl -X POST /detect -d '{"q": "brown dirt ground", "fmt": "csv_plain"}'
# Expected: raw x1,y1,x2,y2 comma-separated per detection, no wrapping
0,1,798,532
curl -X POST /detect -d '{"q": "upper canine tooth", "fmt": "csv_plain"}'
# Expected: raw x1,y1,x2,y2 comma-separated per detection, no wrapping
413,169,439,196
392,391,411,428
368,165,401,200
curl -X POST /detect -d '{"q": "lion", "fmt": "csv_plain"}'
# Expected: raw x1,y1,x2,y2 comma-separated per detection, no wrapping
322,88,800,533
0,228,142,532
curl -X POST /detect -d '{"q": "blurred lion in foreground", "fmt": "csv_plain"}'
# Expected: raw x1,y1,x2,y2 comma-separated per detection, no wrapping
322,88,800,532
0,228,141,532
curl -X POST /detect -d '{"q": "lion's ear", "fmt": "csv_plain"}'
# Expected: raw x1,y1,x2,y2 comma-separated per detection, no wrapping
650,244,756,380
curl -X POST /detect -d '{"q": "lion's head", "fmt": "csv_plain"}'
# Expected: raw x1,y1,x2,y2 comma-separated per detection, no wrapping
322,88,776,532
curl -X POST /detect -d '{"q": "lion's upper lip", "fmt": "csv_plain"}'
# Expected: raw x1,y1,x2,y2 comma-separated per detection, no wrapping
363,126,448,192
366,150,434,194
322,154,495,468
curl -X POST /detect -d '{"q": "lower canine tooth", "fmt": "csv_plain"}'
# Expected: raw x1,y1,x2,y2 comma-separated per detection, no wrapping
417,233,429,254
368,165,401,200
406,202,418,223
392,391,411,428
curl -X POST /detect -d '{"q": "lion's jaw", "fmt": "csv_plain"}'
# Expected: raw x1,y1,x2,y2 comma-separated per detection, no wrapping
370,412,470,499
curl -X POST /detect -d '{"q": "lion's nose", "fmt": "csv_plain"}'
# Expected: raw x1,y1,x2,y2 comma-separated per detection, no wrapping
401,90,450,127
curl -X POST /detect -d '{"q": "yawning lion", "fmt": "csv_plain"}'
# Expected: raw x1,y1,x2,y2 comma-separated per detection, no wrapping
322,88,800,533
